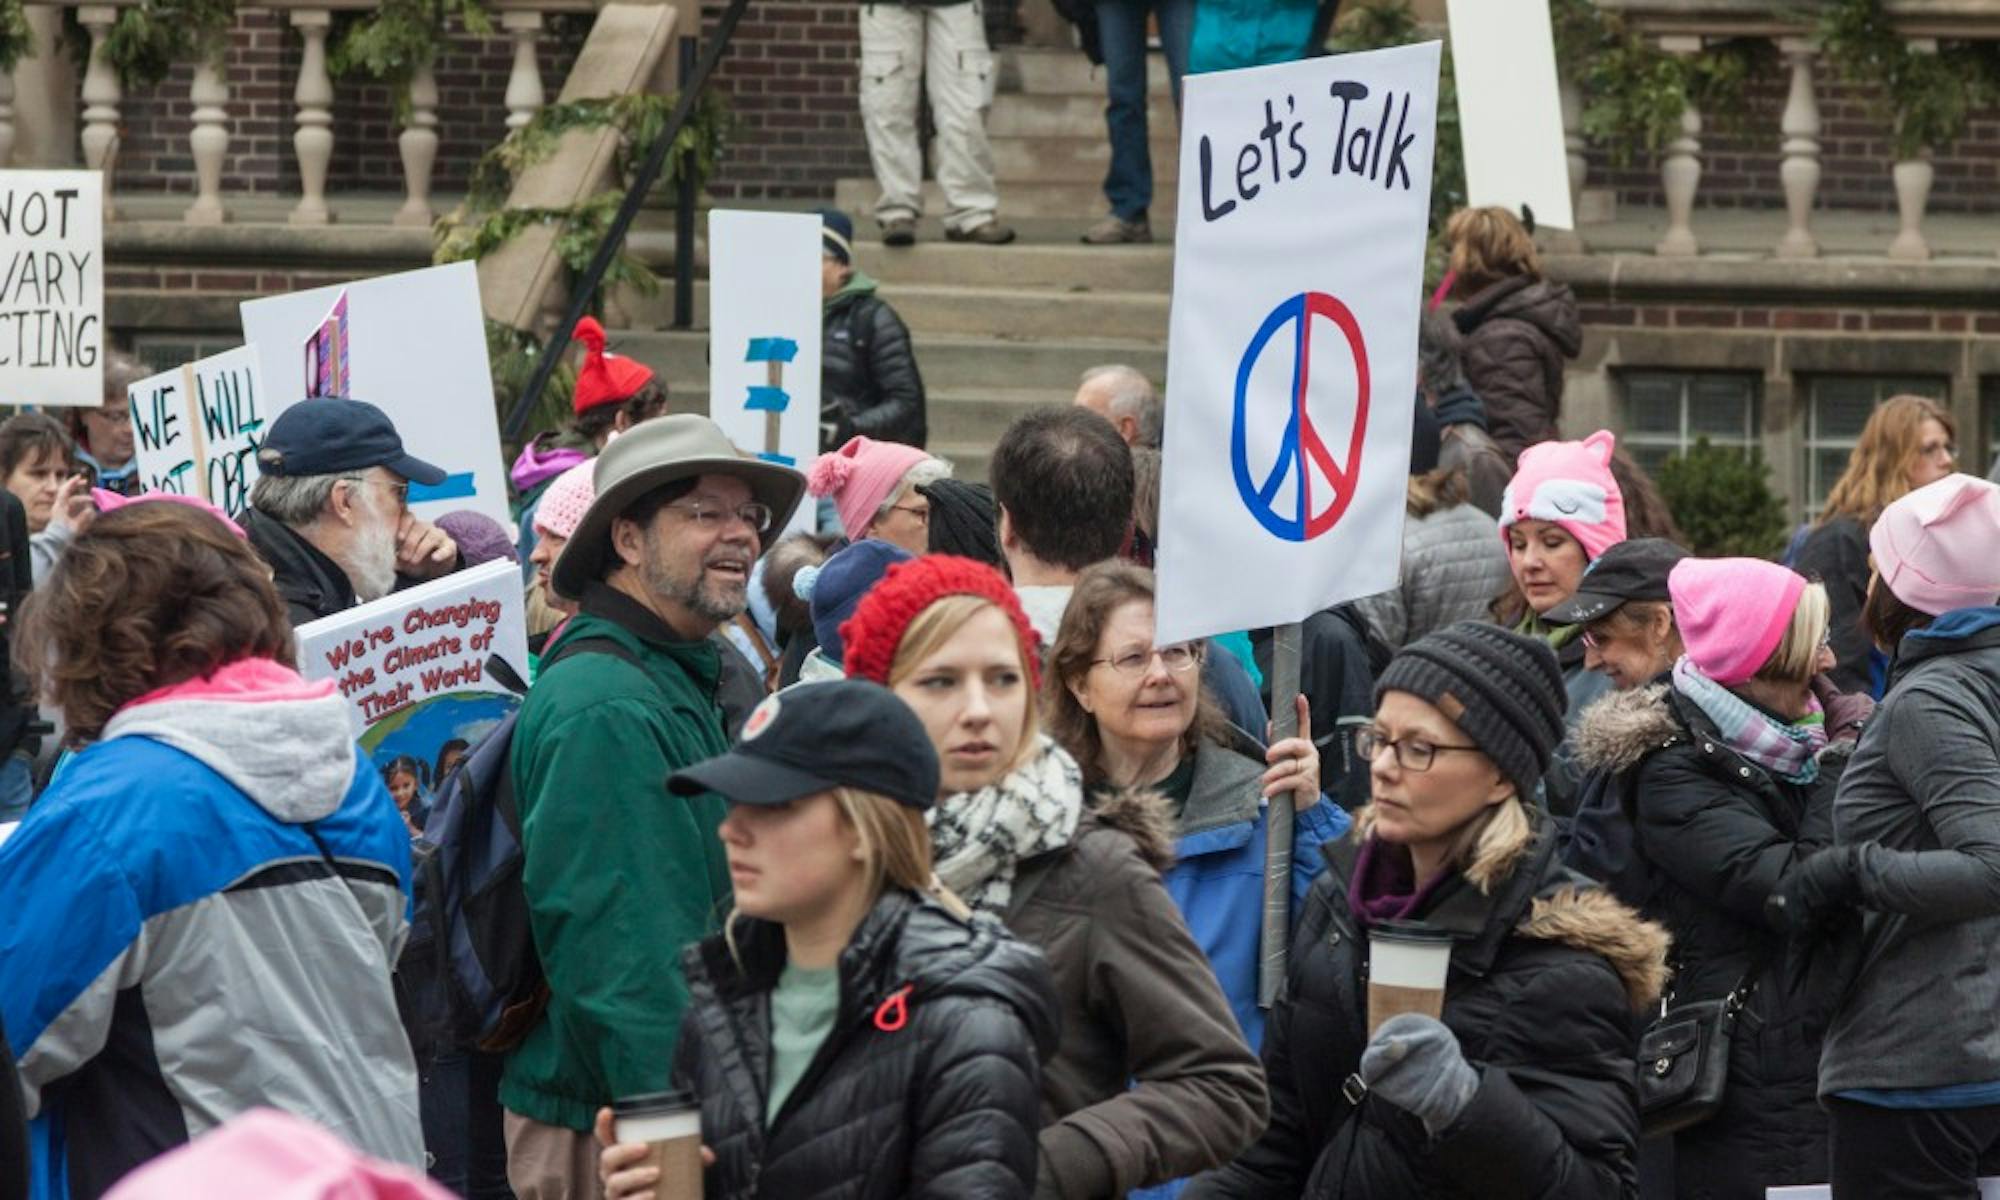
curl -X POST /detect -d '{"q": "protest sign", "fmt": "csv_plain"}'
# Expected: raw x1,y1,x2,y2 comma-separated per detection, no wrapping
303,290,351,399
1447,0,1574,230
1154,42,1439,648
708,209,821,532
296,560,528,830
239,261,508,527
0,170,104,407
127,346,267,517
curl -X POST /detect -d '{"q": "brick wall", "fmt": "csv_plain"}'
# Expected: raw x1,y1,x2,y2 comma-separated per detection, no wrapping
1584,70,2000,214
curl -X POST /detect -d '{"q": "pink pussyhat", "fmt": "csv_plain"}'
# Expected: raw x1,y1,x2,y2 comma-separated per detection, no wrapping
103,1108,455,1200
92,488,247,539
1498,430,1627,561
531,458,598,541
1669,557,1809,685
806,435,932,541
1870,473,2000,616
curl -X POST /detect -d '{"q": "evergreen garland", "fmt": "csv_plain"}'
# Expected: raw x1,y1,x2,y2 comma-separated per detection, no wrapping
1817,0,2000,158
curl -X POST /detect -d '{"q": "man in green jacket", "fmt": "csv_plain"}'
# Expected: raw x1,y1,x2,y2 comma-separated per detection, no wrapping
502,415,805,1198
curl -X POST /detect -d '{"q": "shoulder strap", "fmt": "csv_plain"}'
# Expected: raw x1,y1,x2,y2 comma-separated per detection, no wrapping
544,634,643,672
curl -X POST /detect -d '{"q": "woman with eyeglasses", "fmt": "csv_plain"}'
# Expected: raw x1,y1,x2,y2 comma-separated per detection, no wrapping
1794,394,1956,699
806,435,950,557
1188,623,1668,1199
1044,562,1350,1053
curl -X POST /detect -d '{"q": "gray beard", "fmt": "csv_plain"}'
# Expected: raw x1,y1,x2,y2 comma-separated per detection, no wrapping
344,517,399,602
645,550,747,624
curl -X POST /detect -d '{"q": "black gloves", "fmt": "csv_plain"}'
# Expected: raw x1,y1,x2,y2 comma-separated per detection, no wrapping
1767,844,1866,936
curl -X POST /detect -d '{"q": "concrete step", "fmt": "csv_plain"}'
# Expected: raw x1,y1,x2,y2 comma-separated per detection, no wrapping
833,176,1179,226
990,134,1182,184
851,239,1174,292
665,384,1059,456
620,329,1168,395
989,91,1181,139
1002,46,1174,96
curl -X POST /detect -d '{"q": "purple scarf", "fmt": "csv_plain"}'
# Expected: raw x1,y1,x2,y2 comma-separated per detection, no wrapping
1348,834,1454,928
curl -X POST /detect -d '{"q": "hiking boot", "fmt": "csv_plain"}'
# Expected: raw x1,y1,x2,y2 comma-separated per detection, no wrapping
1082,214,1152,244
881,217,917,247
945,221,1017,245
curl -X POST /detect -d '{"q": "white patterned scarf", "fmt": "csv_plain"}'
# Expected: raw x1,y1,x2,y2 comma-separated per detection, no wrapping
928,737,1085,917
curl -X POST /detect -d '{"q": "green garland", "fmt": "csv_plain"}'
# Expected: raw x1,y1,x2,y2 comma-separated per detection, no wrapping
331,0,495,121
0,0,30,75
1817,0,2000,158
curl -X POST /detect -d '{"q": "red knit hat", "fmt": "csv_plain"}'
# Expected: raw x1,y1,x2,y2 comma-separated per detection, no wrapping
570,316,656,415
839,555,1042,689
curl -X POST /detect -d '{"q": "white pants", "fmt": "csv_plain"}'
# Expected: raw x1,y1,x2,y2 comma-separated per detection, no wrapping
858,1,1000,231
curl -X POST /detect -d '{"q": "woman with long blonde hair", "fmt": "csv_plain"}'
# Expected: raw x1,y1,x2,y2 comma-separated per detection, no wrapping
1796,394,1956,696
595,679,1055,1200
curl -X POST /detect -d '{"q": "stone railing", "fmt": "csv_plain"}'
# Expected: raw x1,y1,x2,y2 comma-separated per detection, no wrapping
1,0,594,227
1588,0,2000,261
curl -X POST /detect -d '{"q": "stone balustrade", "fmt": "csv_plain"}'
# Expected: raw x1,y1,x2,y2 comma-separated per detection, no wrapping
2,0,593,227
1591,0,2000,261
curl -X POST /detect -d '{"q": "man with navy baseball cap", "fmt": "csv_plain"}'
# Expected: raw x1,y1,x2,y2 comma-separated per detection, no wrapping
242,397,463,625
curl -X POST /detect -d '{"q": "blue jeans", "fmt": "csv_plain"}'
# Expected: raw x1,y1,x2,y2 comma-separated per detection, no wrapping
1096,0,1193,221
420,1049,514,1199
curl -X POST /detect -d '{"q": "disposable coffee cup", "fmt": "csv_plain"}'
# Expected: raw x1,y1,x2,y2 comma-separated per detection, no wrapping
1367,919,1453,1035
613,1089,703,1200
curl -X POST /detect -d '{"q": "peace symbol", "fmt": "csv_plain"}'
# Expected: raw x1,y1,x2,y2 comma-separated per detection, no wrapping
1230,291,1372,543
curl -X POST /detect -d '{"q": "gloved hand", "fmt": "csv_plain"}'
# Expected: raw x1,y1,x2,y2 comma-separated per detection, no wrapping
1767,844,1865,936
1359,1014,1478,1138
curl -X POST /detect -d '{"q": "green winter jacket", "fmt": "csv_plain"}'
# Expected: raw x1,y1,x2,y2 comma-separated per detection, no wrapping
500,583,735,1131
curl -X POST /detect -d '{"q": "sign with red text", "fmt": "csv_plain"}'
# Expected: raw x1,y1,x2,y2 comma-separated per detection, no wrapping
1154,43,1437,645
127,345,266,518
0,170,103,407
297,561,529,824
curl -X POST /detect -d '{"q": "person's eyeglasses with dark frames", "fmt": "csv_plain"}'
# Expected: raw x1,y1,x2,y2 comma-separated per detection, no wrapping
1354,726,1484,772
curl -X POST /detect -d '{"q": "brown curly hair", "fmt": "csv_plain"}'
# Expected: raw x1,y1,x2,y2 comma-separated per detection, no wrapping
15,502,294,746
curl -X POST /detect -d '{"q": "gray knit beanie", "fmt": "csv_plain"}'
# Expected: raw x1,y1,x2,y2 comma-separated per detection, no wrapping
1373,622,1567,798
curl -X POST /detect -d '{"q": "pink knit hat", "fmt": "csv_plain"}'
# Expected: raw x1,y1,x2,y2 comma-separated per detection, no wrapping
1498,430,1628,561
531,459,598,541
807,435,932,541
1870,473,2000,616
91,487,247,538
104,1108,455,1200
1669,557,1809,685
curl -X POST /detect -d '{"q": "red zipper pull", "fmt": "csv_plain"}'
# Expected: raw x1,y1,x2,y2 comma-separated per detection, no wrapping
873,984,912,1032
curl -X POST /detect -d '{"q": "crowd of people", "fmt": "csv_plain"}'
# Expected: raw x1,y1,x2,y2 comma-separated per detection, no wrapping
1,198,1999,1200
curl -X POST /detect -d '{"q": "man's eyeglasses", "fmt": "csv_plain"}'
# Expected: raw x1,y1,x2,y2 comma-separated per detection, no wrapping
666,499,774,535
344,477,410,507
1091,643,1203,677
1354,726,1483,772
888,504,930,526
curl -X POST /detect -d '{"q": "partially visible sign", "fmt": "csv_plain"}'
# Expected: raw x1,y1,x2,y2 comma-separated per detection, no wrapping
708,210,821,532
0,170,104,407
127,345,267,517
304,290,352,398
1447,0,1575,229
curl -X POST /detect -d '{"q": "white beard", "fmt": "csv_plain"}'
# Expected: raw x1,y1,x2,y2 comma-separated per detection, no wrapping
344,504,400,602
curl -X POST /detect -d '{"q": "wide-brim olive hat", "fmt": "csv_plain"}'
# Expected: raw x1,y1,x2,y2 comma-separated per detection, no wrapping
551,414,806,599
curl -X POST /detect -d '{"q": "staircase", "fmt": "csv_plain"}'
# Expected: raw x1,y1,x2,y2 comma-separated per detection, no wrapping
625,46,1180,482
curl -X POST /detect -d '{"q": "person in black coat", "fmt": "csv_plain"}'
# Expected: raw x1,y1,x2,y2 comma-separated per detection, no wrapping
820,209,927,451
596,681,1055,1200
1189,624,1669,1199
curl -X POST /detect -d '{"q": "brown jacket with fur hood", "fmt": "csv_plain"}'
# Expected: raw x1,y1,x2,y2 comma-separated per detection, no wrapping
1189,807,1668,1200
1005,788,1269,1199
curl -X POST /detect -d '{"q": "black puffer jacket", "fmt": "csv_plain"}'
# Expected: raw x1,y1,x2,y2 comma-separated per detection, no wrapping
1453,276,1581,461
1579,682,1865,1200
674,889,1058,1200
1188,813,1669,1199
823,272,926,451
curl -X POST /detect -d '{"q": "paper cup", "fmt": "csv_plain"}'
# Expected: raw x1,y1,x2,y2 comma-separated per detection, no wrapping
1367,919,1453,1035
613,1090,703,1200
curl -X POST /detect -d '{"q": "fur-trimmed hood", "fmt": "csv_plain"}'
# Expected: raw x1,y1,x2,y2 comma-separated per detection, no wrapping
1570,680,1869,778
1087,786,1178,874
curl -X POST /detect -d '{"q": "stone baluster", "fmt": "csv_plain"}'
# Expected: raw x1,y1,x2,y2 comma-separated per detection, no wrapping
502,10,546,131
78,5,121,216
1775,38,1820,258
185,61,231,225
395,62,439,227
288,9,335,226
0,70,14,167
1655,36,1704,258
1888,38,1937,261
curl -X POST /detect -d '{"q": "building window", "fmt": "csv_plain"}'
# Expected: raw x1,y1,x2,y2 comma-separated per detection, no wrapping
1802,375,1950,511
1618,371,1760,475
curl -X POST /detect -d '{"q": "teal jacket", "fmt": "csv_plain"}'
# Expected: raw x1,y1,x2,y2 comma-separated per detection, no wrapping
501,584,735,1131
1189,0,1320,74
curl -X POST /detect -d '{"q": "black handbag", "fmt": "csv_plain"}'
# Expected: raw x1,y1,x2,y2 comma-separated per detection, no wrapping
1636,960,1764,1137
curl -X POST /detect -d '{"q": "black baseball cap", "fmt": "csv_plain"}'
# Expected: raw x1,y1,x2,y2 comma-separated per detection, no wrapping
1544,537,1691,626
255,398,447,486
668,680,940,810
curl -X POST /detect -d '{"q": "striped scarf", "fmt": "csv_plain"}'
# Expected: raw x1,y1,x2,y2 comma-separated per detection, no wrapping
1671,657,1827,784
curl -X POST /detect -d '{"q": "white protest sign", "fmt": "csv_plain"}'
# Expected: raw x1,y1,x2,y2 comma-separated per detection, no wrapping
1446,0,1574,230
239,261,508,527
707,209,821,532
1154,42,1438,647
127,346,267,517
0,170,104,407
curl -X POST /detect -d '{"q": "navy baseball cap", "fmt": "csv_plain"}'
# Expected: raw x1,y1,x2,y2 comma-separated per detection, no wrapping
255,398,447,486
668,680,939,810
1544,537,1690,626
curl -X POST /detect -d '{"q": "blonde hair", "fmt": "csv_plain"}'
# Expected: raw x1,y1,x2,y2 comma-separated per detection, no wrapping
886,594,1041,774
1752,582,1830,686
1357,795,1534,895
1446,206,1541,293
1818,395,1955,527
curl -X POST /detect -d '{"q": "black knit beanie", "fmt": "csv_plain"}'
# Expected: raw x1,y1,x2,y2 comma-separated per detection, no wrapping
918,478,1005,571
1374,622,1567,798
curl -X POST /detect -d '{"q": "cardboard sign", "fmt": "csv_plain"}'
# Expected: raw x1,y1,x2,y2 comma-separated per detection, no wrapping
127,346,267,517
707,210,821,531
239,262,508,527
296,560,529,830
1154,43,1439,646
0,170,104,407
1447,0,1575,230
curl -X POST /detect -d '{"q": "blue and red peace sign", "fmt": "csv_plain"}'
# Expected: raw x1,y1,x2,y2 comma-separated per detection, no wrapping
1230,291,1372,543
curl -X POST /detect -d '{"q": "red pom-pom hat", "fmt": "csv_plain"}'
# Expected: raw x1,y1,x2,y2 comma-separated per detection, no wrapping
571,316,657,415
